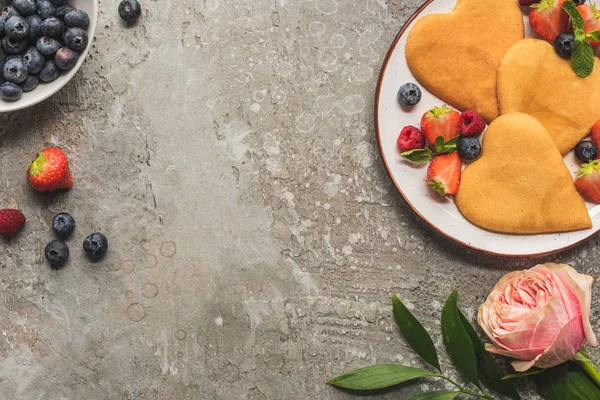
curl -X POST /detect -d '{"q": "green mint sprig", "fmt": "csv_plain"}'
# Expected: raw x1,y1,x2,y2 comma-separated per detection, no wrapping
401,136,458,163
562,0,600,78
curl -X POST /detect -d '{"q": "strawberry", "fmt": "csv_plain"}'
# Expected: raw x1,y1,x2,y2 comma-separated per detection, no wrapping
0,209,26,236
427,152,462,196
420,105,461,145
26,148,73,192
575,160,600,202
591,120,600,152
579,3,600,47
529,0,570,42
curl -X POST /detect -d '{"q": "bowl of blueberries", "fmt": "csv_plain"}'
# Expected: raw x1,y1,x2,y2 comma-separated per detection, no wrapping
0,0,97,112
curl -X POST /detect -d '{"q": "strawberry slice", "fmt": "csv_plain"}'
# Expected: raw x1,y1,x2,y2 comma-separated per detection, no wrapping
578,3,600,47
420,105,461,145
590,120,600,153
575,160,600,202
427,152,462,196
529,0,570,42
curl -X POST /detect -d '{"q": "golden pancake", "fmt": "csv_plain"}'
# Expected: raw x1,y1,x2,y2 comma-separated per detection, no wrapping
498,38,600,155
405,0,524,123
455,113,591,234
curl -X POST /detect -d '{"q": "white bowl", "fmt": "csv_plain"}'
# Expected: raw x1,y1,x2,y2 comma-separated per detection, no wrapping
0,0,98,112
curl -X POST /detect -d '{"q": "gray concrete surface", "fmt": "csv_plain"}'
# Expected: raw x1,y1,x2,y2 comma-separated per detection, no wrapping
0,0,599,399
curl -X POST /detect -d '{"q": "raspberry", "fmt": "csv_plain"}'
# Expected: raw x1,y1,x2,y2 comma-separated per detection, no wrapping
0,209,26,236
397,126,426,151
460,110,486,136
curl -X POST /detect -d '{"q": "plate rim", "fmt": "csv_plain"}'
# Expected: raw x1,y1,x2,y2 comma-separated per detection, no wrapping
374,0,597,258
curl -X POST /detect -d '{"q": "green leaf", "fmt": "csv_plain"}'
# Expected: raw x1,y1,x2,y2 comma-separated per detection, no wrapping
566,362,600,399
409,391,461,400
502,369,546,380
327,364,438,390
572,38,595,78
458,310,521,400
441,290,480,389
393,294,441,372
402,148,432,163
533,363,570,400
434,136,459,155
586,30,600,41
563,0,585,30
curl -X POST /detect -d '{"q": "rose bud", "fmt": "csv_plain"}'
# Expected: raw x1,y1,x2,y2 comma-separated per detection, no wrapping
478,263,597,372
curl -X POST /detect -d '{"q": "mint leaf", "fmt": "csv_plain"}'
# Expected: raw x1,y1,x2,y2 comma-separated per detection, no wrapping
586,30,600,41
401,148,432,163
575,28,586,41
572,39,595,78
434,136,459,155
563,0,585,30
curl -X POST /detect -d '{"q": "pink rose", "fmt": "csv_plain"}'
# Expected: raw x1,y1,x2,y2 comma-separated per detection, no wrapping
478,263,597,372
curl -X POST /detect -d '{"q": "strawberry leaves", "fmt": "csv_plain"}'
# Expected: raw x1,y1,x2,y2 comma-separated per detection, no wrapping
563,0,599,78
401,136,458,163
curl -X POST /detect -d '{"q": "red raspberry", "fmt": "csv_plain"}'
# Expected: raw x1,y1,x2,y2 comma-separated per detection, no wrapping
0,209,26,236
397,126,425,151
460,110,486,136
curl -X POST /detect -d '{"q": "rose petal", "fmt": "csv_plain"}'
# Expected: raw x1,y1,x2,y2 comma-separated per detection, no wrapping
533,315,586,369
485,343,546,362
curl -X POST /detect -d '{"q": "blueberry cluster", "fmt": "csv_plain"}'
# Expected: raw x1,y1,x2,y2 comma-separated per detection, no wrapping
0,0,89,102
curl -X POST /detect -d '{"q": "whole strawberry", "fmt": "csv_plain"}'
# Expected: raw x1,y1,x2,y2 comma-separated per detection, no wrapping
0,209,26,236
27,148,73,192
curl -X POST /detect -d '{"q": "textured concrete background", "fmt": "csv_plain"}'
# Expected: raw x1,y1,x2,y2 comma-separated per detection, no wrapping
0,0,599,399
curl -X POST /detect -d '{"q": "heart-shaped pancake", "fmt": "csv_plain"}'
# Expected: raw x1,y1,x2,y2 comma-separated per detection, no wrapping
498,38,600,155
405,0,524,123
455,113,591,234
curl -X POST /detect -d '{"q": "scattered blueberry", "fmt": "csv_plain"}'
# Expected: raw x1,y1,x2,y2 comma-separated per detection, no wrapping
2,6,21,20
0,81,21,100
36,0,55,20
40,16,63,37
64,27,87,51
55,5,74,19
397,82,422,107
64,9,88,28
26,13,41,42
38,59,58,81
45,240,69,268
457,136,482,161
555,32,575,58
12,0,36,16
36,35,59,55
3,58,27,83
5,15,29,39
575,140,598,162
50,0,69,6
51,212,75,238
2,36,27,54
19,73,37,91
83,233,108,262
118,0,142,23
23,46,43,73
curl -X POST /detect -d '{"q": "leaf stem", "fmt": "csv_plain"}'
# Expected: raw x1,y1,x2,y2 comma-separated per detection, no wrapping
438,375,495,399
573,357,600,389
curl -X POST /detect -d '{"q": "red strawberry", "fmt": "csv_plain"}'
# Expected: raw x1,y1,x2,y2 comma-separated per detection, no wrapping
427,152,462,196
575,160,600,202
579,3,600,47
0,209,26,236
26,148,73,192
529,0,570,42
397,126,426,151
590,120,600,152
460,110,486,137
420,105,461,145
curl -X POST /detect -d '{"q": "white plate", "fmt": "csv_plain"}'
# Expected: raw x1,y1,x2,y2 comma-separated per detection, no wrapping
0,0,98,113
375,0,600,257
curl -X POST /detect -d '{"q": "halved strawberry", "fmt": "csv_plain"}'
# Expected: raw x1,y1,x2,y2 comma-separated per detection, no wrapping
575,160,600,202
420,105,461,145
590,120,600,152
579,3,600,47
529,0,570,42
427,152,462,196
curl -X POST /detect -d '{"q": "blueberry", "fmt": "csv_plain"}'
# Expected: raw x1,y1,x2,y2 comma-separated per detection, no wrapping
20,74,37,91
45,240,69,268
398,82,422,107
83,233,108,262
457,136,482,161
51,212,75,238
50,0,69,6
23,46,44,73
573,0,585,4
36,0,55,20
12,0,36,16
118,0,142,22
64,10,89,28
40,16,63,37
0,82,21,101
26,14,41,43
575,140,598,162
3,58,27,83
54,46,78,70
2,6,21,19
55,5,74,19
0,48,5,67
5,15,29,39
2,36,27,54
38,59,59,81
555,32,575,58
36,35,60,55
64,27,87,51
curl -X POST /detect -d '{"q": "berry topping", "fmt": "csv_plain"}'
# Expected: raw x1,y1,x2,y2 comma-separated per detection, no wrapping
427,152,462,196
397,125,426,152
397,82,422,107
460,110,486,136
457,136,482,161
420,105,461,145
529,0,570,42
575,140,599,162
575,160,600,202
555,32,575,57
578,3,600,47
